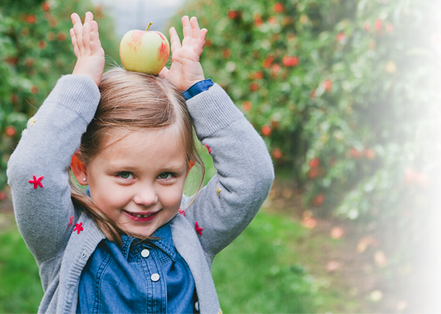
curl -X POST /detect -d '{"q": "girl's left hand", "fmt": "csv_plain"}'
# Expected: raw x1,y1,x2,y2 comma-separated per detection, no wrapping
159,16,207,92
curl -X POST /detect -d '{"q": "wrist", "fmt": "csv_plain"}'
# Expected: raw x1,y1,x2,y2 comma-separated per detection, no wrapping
182,79,214,100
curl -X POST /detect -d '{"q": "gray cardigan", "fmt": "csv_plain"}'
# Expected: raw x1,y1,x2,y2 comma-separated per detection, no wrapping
7,75,274,314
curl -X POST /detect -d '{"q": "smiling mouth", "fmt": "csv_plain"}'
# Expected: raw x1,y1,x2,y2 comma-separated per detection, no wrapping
131,212,156,218
123,210,161,222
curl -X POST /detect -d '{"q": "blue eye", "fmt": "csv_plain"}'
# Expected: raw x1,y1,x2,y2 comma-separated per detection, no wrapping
118,172,133,179
158,172,173,179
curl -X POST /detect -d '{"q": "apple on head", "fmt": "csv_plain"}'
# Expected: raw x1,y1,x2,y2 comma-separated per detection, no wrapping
119,22,170,75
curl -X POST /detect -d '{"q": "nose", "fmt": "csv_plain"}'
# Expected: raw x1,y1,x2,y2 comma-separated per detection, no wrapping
133,185,158,208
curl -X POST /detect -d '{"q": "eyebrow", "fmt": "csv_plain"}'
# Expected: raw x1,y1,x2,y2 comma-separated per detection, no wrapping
106,162,187,174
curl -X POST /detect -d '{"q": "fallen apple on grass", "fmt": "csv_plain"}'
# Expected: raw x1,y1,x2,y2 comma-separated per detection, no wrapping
119,22,169,75
330,227,344,239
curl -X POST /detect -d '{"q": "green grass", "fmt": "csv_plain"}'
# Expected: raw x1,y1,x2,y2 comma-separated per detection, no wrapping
0,225,43,313
212,211,319,313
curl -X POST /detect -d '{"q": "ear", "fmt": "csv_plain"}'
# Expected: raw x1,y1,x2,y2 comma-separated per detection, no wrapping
71,151,88,186
187,160,194,175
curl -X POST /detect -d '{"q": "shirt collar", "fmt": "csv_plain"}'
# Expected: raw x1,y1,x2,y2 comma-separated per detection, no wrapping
150,223,176,261
120,222,176,262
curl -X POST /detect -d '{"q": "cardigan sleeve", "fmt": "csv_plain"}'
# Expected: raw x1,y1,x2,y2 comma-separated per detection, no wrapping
183,84,275,260
7,75,100,264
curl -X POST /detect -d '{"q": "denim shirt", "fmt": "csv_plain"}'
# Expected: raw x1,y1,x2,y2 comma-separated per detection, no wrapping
77,222,197,313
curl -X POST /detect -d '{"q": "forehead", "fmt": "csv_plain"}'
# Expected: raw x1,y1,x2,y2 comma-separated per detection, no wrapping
97,126,187,166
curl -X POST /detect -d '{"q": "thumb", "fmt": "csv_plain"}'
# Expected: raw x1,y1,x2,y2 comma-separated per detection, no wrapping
158,66,170,79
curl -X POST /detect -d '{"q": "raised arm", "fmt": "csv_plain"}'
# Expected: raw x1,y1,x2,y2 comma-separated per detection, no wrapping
7,12,103,264
163,16,274,259
184,85,274,260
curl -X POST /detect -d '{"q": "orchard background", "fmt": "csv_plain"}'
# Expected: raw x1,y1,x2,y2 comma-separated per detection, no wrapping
0,0,119,191
172,0,441,311
0,0,440,312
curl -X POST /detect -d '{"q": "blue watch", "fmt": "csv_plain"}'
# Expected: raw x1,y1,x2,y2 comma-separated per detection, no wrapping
182,79,214,100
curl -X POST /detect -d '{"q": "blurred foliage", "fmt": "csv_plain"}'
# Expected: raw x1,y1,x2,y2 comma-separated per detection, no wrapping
0,0,119,191
173,0,440,224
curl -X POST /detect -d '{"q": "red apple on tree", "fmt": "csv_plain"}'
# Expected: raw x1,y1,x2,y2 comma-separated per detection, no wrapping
282,55,299,67
323,79,333,91
312,194,325,206
272,148,282,159
350,148,361,158
363,148,376,160
5,126,16,137
273,3,284,13
309,157,320,168
336,32,346,42
374,18,383,32
261,125,271,136
119,22,170,75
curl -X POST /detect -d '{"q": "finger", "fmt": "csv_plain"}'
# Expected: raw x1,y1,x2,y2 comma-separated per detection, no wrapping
71,12,81,27
189,17,200,43
71,13,84,51
82,12,93,52
169,27,182,54
182,16,192,46
70,28,80,57
89,20,102,53
193,28,207,58
84,11,93,23
158,66,170,79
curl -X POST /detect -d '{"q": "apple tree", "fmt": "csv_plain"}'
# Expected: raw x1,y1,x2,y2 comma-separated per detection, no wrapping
171,0,440,225
0,0,119,196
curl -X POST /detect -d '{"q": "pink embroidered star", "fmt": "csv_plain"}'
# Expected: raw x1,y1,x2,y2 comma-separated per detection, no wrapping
67,216,74,227
29,175,44,189
205,143,212,155
195,222,203,235
73,222,83,234
178,208,186,217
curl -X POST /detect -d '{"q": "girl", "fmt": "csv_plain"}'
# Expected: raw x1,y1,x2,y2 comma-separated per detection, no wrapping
7,12,274,314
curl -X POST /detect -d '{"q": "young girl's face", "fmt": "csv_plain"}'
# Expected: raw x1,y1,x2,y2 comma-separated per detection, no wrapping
84,127,189,238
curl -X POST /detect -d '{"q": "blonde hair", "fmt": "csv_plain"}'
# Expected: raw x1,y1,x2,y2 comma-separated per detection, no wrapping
70,68,205,244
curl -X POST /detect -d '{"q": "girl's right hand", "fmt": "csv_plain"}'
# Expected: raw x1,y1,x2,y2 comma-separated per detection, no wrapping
70,12,105,86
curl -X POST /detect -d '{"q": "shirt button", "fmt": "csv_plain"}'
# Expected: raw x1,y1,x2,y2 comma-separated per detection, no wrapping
195,301,199,311
141,249,150,258
151,273,160,282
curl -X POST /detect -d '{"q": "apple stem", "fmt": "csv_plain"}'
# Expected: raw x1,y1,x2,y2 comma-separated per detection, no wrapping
146,22,153,32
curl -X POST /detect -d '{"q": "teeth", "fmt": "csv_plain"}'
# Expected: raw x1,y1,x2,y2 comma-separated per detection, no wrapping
134,213,155,218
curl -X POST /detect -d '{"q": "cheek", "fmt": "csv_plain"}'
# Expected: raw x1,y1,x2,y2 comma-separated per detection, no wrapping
89,180,129,211
159,184,185,208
